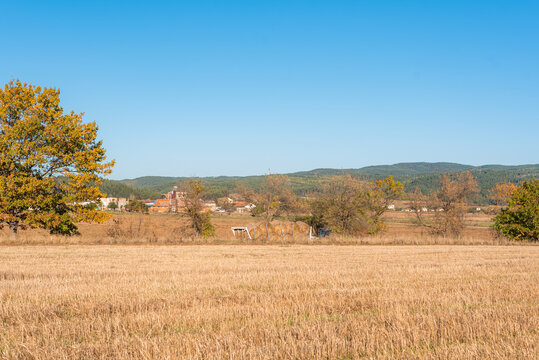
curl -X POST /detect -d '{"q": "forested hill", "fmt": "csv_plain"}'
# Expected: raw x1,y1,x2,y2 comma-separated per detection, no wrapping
291,162,475,177
100,162,539,204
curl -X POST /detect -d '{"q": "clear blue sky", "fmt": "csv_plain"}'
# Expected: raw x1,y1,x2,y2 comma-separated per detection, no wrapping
2,1,538,179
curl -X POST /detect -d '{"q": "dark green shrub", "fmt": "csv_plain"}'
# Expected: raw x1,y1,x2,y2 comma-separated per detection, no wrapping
493,179,538,241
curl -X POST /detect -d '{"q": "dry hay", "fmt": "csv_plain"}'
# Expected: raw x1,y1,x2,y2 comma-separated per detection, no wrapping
0,212,500,245
252,220,310,240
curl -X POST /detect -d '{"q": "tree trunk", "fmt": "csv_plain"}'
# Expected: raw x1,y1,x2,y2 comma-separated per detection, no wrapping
8,222,18,240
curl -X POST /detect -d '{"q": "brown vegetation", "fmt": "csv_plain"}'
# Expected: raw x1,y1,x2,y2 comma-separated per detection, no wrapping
242,174,298,227
410,171,479,236
0,245,537,359
181,179,215,238
0,211,508,245
488,181,518,206
310,175,404,235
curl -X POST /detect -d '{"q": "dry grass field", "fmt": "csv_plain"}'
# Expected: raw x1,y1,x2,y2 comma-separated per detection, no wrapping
1,245,538,359
0,212,504,245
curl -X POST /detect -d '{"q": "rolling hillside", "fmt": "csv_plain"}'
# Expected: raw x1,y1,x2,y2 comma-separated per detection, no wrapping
101,163,539,204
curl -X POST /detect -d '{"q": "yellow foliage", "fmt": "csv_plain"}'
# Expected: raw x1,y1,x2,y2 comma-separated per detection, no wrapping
0,80,114,235
488,182,518,205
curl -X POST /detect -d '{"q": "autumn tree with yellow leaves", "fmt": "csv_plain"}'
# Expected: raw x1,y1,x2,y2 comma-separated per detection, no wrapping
0,80,114,237
487,182,518,206
310,175,404,235
182,179,215,238
365,176,405,233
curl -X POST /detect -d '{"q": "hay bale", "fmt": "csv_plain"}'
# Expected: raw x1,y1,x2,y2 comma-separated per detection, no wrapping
251,221,311,240
293,221,310,235
253,222,280,239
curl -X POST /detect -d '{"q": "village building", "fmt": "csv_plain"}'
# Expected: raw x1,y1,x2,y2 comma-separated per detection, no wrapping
203,200,217,212
149,199,173,213
148,187,188,213
234,201,255,214
100,197,128,211
142,200,156,208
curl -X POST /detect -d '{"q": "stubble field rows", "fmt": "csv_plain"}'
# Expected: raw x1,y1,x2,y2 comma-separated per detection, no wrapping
0,245,538,359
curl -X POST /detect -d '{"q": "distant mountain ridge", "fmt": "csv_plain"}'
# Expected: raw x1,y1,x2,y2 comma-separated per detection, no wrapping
291,162,539,177
289,162,474,177
100,162,539,204
115,162,539,187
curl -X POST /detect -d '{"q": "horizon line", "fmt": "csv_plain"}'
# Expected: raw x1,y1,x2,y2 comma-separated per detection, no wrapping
109,162,539,181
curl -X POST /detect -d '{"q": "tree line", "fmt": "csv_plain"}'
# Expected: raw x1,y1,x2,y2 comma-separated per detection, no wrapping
100,167,539,205
182,171,537,242
1,80,537,241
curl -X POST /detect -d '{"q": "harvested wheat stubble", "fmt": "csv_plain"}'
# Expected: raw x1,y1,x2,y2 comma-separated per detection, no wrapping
0,245,538,359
